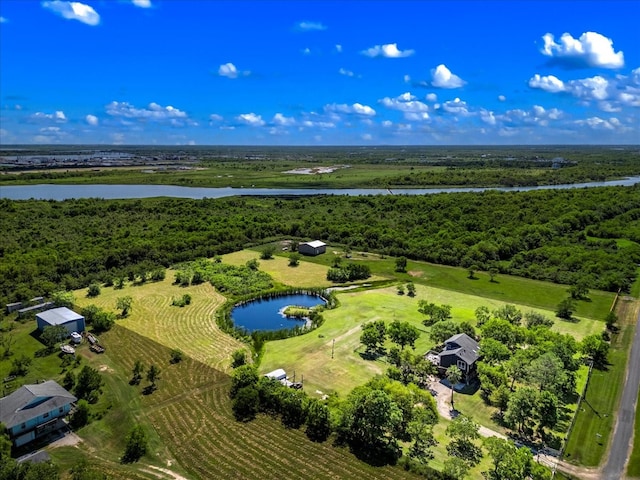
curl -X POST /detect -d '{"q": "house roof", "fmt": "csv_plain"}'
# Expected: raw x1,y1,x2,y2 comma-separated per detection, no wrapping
440,333,480,365
36,307,83,326
303,240,326,248
0,381,77,429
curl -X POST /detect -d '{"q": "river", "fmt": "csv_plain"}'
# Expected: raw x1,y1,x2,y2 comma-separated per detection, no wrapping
0,176,639,200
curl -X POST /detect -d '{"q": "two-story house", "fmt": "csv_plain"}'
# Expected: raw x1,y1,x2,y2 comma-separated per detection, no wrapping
0,380,77,447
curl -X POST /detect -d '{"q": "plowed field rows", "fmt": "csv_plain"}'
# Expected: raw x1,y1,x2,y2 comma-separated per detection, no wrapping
101,326,417,480
75,275,244,372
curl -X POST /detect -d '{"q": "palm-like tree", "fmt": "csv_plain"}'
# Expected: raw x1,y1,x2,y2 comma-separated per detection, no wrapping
446,365,463,409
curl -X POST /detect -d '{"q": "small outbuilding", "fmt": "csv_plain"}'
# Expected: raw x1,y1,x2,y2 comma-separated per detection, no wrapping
36,307,85,334
298,240,327,256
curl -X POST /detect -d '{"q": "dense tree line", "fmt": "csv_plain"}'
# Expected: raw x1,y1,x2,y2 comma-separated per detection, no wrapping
1,185,638,304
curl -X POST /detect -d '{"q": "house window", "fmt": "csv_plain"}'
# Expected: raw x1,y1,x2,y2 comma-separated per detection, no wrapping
43,412,49,418
457,360,466,371
59,407,64,413
21,423,26,430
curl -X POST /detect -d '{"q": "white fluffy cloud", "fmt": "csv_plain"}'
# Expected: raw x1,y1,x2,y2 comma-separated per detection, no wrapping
296,21,327,31
31,110,67,122
339,68,355,77
0,16,8,23
361,43,414,58
541,31,624,68
379,93,429,120
85,114,98,126
528,74,565,93
335,44,342,53
273,113,295,126
441,98,469,115
498,95,506,102
501,105,563,127
218,63,238,78
132,0,152,7
236,113,265,126
106,102,188,122
42,1,100,26
426,93,438,102
575,116,622,131
431,64,465,88
325,103,376,116
567,76,609,100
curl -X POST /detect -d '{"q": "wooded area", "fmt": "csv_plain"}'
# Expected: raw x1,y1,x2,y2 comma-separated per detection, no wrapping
1,184,639,305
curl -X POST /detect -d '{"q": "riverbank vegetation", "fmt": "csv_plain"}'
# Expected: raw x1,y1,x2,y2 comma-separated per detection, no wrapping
1,184,639,306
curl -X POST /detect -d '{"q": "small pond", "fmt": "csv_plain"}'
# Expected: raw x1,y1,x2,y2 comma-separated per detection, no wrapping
231,294,326,333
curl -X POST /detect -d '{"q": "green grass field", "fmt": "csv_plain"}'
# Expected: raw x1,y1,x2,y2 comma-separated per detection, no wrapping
562,297,639,467
284,248,614,321
1,248,624,478
261,283,602,398
47,326,419,480
74,275,244,372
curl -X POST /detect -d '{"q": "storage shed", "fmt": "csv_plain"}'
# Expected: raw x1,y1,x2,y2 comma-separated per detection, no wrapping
298,240,327,256
36,307,85,334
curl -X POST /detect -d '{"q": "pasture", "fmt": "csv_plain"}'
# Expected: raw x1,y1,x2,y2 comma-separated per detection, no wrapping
260,283,603,398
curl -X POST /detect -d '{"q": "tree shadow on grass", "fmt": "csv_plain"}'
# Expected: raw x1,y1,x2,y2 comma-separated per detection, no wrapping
142,385,157,395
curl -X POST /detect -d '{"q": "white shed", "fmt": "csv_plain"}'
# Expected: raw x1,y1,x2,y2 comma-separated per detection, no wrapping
298,240,327,256
265,369,287,381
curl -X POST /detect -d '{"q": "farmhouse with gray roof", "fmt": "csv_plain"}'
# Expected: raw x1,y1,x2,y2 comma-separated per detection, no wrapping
426,333,480,383
0,380,76,447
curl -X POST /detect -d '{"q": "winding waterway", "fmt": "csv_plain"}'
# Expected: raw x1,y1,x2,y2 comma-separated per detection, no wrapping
0,176,639,200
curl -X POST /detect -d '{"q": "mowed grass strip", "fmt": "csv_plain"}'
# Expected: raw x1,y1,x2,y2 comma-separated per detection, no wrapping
261,284,602,398
74,275,244,372
297,251,614,321
563,297,640,467
96,325,418,480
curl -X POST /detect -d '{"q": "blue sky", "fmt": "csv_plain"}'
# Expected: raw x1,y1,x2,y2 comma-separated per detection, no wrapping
0,0,638,145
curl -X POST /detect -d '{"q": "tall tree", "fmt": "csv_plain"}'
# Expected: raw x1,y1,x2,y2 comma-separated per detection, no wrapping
504,386,537,434
446,365,463,408
387,320,420,350
305,398,331,442
121,425,148,463
75,366,103,403
116,296,133,317
445,415,482,467
483,437,536,480
146,364,160,391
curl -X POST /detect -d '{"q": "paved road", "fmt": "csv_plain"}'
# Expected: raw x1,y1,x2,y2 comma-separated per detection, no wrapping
602,305,640,480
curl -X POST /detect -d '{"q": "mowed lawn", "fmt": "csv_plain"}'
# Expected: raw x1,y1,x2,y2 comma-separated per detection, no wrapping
260,283,603,397
74,274,244,372
222,249,387,287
